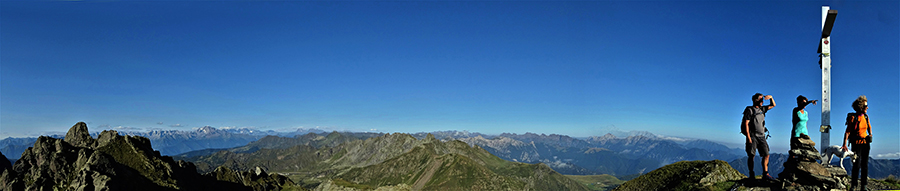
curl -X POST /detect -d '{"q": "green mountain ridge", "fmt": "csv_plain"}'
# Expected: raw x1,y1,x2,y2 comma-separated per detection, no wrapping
182,132,588,190
337,138,587,190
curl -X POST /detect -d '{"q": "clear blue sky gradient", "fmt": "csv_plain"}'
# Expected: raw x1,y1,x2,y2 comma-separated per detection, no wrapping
2,1,897,158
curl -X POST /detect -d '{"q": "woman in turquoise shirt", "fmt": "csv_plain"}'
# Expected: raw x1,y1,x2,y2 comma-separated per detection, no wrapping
791,95,817,150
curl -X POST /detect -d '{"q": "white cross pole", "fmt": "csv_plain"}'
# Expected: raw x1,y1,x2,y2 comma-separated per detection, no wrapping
819,6,837,152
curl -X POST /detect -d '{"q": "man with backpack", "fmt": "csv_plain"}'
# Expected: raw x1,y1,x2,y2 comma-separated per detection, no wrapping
742,93,776,180
842,95,872,191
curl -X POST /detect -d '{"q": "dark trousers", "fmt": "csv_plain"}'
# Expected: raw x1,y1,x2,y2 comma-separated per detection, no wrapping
851,143,870,187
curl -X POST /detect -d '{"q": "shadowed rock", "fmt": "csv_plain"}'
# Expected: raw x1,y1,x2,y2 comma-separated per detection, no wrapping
0,152,10,173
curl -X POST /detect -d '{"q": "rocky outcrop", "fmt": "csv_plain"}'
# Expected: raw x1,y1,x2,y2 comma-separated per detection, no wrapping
208,166,294,191
613,160,745,191
64,122,95,148
313,179,411,191
777,137,850,190
0,122,296,191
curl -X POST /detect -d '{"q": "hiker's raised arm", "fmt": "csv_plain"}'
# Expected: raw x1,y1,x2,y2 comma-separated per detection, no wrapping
765,95,775,110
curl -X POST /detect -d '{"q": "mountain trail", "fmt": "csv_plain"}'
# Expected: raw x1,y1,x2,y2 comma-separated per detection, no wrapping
412,157,442,191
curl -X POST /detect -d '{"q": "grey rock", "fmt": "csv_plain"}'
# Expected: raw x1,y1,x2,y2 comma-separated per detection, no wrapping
65,122,96,148
824,166,847,177
790,137,817,151
789,149,821,162
95,130,119,148
775,138,852,191
252,166,267,177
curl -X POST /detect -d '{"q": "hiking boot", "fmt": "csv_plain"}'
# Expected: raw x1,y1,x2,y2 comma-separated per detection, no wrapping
748,171,755,179
763,174,776,181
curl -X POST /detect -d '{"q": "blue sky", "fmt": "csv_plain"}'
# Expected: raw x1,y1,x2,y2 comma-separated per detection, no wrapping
1,1,897,158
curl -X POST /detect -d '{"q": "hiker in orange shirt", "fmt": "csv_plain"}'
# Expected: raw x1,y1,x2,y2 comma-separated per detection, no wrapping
842,95,872,191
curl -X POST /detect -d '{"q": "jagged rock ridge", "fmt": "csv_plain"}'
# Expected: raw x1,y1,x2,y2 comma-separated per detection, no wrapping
0,122,298,191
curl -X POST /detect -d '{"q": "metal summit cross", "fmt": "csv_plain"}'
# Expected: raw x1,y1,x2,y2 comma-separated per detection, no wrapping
818,6,837,152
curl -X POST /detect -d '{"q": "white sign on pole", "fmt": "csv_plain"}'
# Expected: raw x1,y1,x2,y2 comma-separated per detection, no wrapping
819,6,837,152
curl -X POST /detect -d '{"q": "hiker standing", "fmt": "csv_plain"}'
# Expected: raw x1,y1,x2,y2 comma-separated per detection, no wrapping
842,95,872,190
791,95,817,150
742,93,775,180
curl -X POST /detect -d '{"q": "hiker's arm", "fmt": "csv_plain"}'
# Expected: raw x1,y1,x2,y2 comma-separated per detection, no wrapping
765,95,775,110
841,131,850,151
867,121,872,138
744,119,752,144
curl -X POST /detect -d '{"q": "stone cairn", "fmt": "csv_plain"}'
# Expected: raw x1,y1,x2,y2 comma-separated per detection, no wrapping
778,137,850,190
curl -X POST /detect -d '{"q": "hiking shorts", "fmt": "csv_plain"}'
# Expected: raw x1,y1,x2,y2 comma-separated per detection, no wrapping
745,135,769,157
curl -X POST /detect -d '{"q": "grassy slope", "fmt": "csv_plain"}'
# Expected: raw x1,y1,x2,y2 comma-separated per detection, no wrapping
614,160,742,191
565,174,625,191
337,140,588,191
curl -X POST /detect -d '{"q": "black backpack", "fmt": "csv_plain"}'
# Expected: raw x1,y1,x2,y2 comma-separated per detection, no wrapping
741,106,768,137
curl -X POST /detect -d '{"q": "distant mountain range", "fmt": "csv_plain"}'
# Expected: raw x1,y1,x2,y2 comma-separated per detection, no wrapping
413,131,747,177
1,126,326,160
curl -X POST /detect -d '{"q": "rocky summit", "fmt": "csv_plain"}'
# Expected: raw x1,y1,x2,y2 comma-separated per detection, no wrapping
0,122,299,191
774,137,850,190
